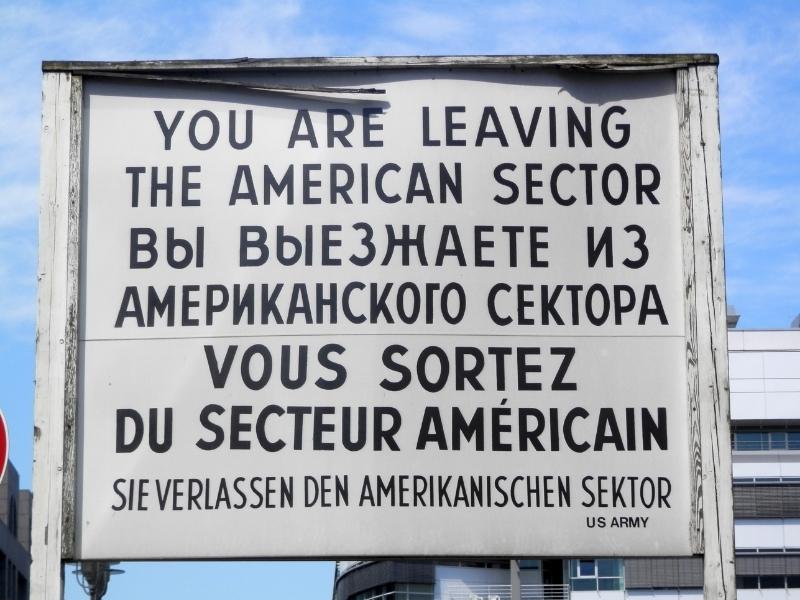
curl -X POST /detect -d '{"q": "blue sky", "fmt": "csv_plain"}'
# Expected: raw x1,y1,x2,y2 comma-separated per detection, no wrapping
1,0,799,598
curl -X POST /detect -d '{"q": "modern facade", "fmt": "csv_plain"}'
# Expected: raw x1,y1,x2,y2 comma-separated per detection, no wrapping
0,462,32,600
333,318,800,600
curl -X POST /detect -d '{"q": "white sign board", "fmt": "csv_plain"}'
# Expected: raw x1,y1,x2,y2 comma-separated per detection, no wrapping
33,59,732,573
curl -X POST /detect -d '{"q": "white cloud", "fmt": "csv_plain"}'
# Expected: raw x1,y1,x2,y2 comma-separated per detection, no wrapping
0,183,38,228
0,230,37,332
176,0,338,59
1,0,799,330
724,183,800,255
723,178,800,326
385,6,470,42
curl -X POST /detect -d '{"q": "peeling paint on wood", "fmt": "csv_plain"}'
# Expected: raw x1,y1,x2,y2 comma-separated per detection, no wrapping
59,74,82,562
677,68,704,555
684,65,735,600
32,71,82,600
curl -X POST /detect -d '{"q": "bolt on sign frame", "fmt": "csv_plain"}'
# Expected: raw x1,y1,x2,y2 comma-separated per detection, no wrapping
33,55,733,600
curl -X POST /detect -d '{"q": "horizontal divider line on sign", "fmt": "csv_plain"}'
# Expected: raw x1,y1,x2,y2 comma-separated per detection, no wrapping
79,332,687,342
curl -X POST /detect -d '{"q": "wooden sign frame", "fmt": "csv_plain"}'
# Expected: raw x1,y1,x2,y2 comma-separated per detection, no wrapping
32,55,733,600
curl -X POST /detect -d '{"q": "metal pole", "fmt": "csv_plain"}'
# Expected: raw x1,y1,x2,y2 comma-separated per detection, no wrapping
510,560,521,600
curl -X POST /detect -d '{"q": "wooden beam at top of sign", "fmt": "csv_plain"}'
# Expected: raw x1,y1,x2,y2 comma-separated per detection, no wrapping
71,70,386,94
42,54,719,73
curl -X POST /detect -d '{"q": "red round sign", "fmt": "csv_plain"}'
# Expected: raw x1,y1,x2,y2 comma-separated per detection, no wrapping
0,410,7,484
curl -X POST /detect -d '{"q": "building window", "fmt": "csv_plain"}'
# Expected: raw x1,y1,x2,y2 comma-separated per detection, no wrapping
578,560,595,578
569,559,623,591
761,576,786,589
733,429,800,451
734,477,800,484
736,575,800,590
8,497,16,538
351,583,434,600
737,576,758,589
